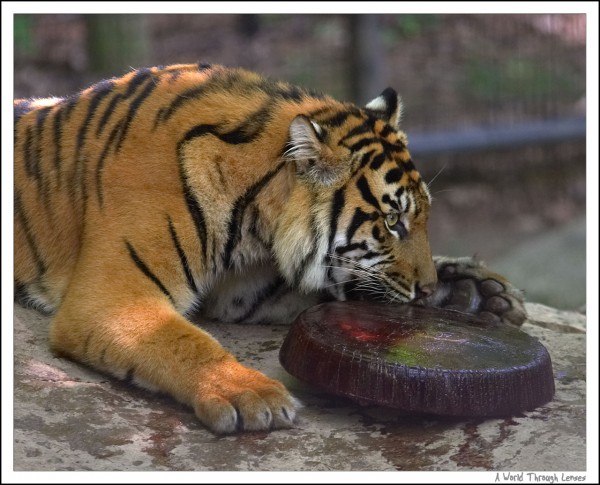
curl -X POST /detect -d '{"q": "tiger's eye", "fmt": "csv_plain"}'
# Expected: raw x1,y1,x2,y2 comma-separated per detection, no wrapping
385,212,399,228
384,212,407,237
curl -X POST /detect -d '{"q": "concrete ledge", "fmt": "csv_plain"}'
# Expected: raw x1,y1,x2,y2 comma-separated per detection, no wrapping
12,302,586,471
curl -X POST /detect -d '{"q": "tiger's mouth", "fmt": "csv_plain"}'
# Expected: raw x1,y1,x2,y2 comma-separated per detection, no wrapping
340,278,414,304
325,255,416,304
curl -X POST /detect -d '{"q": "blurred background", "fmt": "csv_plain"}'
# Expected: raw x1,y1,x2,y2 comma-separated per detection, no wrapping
13,14,587,310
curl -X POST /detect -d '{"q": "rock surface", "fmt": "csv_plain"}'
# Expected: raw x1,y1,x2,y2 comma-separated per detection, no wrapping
12,302,586,472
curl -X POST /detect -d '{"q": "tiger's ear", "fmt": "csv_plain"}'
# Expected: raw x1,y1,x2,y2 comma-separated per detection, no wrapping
287,115,340,185
365,87,403,129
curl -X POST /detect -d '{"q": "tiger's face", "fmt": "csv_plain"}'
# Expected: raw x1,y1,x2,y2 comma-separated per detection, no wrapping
326,147,436,303
275,88,437,304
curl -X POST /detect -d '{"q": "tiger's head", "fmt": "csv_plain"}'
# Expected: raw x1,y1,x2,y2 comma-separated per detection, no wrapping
274,88,437,304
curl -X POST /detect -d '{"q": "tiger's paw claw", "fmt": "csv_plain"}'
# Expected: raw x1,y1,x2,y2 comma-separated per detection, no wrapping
420,256,527,326
193,358,299,434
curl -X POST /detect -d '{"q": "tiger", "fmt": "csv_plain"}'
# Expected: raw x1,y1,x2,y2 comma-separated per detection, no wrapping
14,63,527,434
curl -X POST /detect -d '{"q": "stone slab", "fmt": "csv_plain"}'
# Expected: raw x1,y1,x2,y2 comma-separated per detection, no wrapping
11,302,587,472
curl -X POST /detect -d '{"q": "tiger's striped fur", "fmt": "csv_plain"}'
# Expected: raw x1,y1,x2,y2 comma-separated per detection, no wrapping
15,63,509,434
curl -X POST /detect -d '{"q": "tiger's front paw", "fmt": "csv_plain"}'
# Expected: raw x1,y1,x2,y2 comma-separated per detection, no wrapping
193,356,300,434
419,256,527,326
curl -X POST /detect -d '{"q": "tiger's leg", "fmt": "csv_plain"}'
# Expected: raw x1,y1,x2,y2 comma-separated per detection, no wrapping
418,256,527,326
48,270,298,434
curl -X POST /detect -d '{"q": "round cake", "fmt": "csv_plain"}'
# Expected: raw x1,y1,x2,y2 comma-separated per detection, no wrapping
279,301,554,416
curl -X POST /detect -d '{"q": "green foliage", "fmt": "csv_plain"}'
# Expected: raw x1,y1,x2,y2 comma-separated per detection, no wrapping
86,14,150,75
14,14,35,56
465,57,581,103
259,14,290,27
384,14,440,44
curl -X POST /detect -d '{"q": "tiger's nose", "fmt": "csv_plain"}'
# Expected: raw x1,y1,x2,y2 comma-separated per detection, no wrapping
415,283,435,300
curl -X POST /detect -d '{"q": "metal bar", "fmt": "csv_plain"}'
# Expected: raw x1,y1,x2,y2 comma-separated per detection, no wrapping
407,116,586,156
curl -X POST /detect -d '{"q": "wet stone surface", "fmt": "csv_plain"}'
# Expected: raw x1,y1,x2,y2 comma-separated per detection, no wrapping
13,302,586,471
